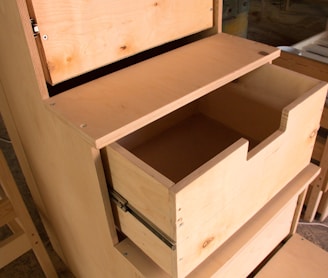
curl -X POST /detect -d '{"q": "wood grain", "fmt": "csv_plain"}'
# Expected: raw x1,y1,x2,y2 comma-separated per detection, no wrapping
27,0,213,84
45,34,280,148
105,64,327,277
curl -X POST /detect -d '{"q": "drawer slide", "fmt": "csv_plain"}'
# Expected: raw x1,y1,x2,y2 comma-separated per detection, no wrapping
109,189,176,251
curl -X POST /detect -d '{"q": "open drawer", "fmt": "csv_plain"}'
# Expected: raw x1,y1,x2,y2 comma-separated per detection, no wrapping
102,64,327,277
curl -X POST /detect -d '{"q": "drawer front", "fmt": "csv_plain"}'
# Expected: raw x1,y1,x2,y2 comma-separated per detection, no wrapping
104,64,327,277
190,185,300,278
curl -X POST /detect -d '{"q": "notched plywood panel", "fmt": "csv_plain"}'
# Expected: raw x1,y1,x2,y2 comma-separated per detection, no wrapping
27,0,214,84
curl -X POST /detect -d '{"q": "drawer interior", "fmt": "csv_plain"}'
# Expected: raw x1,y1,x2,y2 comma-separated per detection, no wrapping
118,64,314,183
119,96,278,183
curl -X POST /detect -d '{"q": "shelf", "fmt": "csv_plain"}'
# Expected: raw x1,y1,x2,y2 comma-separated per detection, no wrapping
44,33,280,148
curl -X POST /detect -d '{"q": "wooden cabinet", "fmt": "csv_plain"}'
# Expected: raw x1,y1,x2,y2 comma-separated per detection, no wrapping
0,0,327,277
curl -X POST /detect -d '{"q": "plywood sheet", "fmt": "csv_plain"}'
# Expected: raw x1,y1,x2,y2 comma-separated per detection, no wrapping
45,33,280,148
27,0,214,84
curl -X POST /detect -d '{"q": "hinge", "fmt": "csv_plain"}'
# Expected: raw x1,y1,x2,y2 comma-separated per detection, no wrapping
109,189,176,250
30,18,39,37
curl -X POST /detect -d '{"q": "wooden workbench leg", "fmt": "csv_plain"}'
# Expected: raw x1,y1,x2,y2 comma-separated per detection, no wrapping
0,151,58,277
318,191,328,221
303,184,322,222
304,132,328,221
290,188,308,234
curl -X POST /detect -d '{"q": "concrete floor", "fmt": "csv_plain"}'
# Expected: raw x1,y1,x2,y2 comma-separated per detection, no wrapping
1,1,328,277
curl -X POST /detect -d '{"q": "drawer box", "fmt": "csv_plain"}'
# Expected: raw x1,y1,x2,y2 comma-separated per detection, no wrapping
103,64,327,277
114,165,319,278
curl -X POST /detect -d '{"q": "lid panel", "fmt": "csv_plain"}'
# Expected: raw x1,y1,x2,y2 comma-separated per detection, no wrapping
28,0,214,84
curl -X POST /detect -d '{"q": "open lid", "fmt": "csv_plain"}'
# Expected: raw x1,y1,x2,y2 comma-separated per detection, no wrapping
27,0,214,85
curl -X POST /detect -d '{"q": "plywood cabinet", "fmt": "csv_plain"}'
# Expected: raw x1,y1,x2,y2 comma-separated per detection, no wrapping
0,0,327,277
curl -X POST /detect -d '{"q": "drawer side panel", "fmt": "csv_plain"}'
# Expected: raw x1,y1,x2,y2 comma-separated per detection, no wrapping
116,208,174,276
189,164,319,277
173,79,327,277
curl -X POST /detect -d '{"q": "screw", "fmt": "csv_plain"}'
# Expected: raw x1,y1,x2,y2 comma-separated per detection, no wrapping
42,34,48,40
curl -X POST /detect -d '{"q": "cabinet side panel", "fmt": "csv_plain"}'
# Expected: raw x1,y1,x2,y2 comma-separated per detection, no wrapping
0,0,148,277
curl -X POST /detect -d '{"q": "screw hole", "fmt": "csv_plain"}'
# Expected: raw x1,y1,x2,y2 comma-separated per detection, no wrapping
258,51,269,56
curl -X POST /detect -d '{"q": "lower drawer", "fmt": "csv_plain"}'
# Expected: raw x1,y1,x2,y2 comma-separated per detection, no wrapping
113,164,319,278
103,64,327,277
255,233,328,278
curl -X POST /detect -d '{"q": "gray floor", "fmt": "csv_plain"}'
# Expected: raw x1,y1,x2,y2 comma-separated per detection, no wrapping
1,1,328,277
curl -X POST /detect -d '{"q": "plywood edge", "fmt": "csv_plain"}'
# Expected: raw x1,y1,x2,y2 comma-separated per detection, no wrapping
279,81,327,135
282,81,327,116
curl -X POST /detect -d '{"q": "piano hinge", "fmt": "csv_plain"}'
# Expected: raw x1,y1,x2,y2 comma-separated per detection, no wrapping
30,18,39,37
109,189,176,250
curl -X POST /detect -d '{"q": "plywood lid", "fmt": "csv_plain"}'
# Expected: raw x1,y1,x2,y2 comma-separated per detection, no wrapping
44,33,281,149
27,0,214,85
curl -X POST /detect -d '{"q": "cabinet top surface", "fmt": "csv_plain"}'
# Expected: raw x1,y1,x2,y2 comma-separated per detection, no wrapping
44,33,280,148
